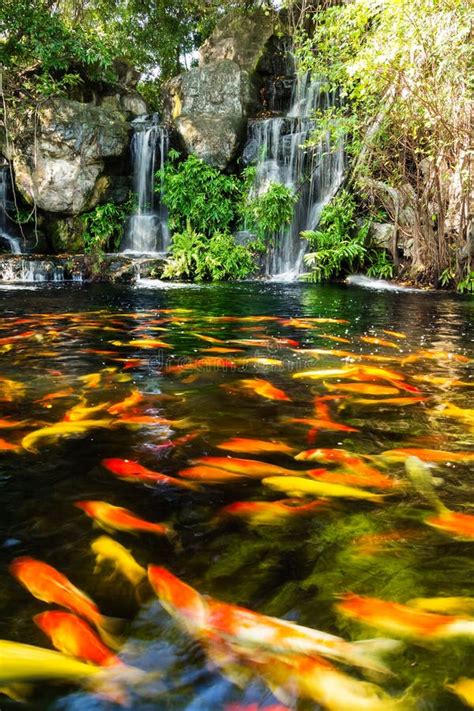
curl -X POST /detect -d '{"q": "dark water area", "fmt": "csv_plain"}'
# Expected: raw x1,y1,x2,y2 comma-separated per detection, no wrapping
0,281,472,711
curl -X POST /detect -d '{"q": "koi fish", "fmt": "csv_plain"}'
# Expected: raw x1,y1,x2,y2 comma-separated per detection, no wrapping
295,448,373,465
308,468,398,491
193,457,306,478
218,499,326,526
405,456,474,540
263,476,384,502
299,348,356,359
360,336,401,350
324,382,401,396
34,611,121,667
63,401,111,422
0,640,146,703
293,368,354,380
235,357,284,367
216,438,296,455
284,417,359,433
336,593,474,641
0,378,26,402
0,418,28,429
190,333,225,344
408,597,474,616
431,402,474,431
201,347,244,354
102,458,197,490
236,379,291,401
91,536,146,587
446,678,474,707
79,373,102,389
251,651,410,711
179,465,255,482
315,334,351,343
118,339,172,349
382,448,474,463
10,558,107,632
383,330,406,339
22,420,115,452
147,567,400,674
350,397,426,406
107,389,144,415
75,501,171,537
35,388,75,407
0,437,21,452
402,349,470,364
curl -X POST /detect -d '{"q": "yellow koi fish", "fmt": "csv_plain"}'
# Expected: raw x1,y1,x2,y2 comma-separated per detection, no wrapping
262,476,384,502
91,536,146,587
22,420,115,452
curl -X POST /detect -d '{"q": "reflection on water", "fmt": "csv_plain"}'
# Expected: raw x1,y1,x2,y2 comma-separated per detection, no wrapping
0,282,472,711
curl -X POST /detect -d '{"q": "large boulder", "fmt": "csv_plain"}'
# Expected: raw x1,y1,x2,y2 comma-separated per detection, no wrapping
163,10,275,170
7,99,130,215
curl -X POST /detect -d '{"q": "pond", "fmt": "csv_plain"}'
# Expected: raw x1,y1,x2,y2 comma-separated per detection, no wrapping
0,281,473,711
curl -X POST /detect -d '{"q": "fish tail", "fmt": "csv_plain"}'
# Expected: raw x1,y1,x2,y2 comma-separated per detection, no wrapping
349,638,404,675
405,457,447,513
88,665,161,706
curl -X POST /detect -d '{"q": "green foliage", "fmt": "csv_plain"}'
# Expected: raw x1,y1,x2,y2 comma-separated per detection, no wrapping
457,270,474,294
302,190,394,282
158,154,242,237
162,224,255,282
242,179,298,245
81,198,133,254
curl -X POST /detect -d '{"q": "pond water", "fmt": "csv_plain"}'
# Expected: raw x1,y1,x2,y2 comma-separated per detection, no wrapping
0,281,473,711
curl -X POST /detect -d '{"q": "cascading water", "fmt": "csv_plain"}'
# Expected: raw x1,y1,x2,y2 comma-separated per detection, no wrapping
244,62,345,280
0,165,22,255
121,114,169,254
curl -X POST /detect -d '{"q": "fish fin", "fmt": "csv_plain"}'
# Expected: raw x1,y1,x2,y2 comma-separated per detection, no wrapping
350,638,404,675
405,457,448,513
97,615,127,650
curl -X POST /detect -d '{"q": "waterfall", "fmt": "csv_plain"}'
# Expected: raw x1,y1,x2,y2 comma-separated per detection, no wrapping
121,114,169,254
0,165,22,255
245,68,344,280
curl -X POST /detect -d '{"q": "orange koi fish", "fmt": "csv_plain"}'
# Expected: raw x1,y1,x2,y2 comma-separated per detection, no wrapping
295,448,372,465
147,567,399,674
63,401,111,422
216,438,295,455
383,330,406,339
284,417,359,433
35,389,74,407
324,382,401,396
34,612,121,667
107,389,144,415
299,348,356,359
360,336,401,350
0,437,21,452
293,367,354,380
218,499,326,525
193,456,306,478
10,558,106,632
79,373,102,389
179,465,250,483
308,468,398,491
336,593,474,641
75,501,171,537
236,379,291,401
190,333,225,344
381,448,474,463
406,456,474,540
102,458,197,490
0,418,28,429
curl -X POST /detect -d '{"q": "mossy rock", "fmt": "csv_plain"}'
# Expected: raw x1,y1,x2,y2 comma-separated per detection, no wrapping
48,216,87,254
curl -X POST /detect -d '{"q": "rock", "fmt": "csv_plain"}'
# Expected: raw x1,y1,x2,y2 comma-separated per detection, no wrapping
9,99,130,215
120,93,148,118
370,223,395,250
199,9,274,72
163,10,275,169
48,216,87,254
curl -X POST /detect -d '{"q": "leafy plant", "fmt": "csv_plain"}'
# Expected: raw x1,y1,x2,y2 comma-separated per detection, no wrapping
81,197,134,254
301,190,393,282
242,180,298,246
157,153,242,237
162,223,255,282
457,270,474,294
